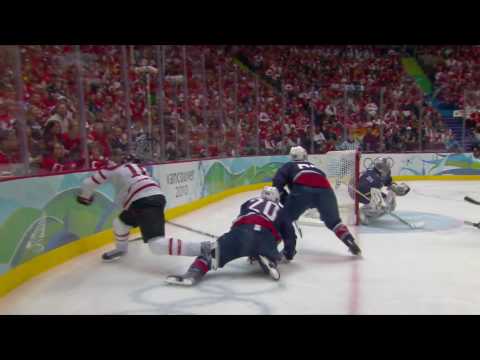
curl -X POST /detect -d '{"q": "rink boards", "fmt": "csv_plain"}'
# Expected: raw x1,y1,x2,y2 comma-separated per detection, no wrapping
1,152,480,297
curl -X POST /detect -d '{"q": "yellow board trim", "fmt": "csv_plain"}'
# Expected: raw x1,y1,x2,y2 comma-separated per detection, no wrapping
393,175,480,181
0,182,269,298
3,175,478,297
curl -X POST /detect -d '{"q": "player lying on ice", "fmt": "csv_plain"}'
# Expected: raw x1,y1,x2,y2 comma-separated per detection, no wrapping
272,146,362,256
166,186,297,286
357,157,410,225
76,153,214,261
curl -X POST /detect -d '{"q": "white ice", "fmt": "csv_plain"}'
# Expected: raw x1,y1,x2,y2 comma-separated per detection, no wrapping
1,181,480,315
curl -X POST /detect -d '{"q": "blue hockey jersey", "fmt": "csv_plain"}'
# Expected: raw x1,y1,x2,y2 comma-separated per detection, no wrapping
357,169,393,204
273,161,331,194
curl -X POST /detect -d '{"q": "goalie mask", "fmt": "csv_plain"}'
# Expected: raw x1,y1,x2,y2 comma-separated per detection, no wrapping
373,157,391,177
260,186,280,203
290,146,308,161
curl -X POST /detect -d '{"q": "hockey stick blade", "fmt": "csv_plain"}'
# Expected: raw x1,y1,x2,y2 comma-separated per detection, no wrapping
465,220,480,229
465,196,480,205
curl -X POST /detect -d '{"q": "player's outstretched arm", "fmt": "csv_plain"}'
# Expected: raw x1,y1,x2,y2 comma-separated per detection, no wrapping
78,168,113,204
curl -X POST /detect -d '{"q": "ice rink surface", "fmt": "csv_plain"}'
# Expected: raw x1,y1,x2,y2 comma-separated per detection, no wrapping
2,181,480,315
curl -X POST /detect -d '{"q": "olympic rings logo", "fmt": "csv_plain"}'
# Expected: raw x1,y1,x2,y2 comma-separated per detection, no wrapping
363,156,394,170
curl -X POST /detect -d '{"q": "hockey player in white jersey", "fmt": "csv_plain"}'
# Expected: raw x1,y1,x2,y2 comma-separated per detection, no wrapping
76,154,210,261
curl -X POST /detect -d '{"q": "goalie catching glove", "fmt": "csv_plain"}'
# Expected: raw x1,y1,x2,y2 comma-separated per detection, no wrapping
391,182,410,196
76,195,94,206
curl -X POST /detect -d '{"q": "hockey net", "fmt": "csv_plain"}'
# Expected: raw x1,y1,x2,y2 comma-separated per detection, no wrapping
297,150,360,226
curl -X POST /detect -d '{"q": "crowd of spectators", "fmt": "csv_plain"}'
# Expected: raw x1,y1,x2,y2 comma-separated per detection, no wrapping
416,46,480,109
0,45,460,178
236,45,458,153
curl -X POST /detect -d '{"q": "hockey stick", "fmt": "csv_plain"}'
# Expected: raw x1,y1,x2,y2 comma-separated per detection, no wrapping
388,211,424,230
349,185,424,230
465,196,480,205
464,220,480,229
282,187,303,239
293,221,303,239
166,220,219,239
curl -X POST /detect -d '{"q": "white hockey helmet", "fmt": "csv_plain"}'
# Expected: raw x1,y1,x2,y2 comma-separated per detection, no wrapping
260,186,280,203
289,146,308,161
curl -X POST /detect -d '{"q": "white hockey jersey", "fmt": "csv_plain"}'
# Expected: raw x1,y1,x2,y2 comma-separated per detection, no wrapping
80,163,164,210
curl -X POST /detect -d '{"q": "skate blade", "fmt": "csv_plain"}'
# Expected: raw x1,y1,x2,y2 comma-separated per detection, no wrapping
258,256,280,281
165,276,194,286
269,268,280,281
102,256,123,263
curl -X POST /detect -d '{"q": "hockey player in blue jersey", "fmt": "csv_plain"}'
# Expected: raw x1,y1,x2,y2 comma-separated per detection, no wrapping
357,157,410,225
165,186,296,286
273,146,362,256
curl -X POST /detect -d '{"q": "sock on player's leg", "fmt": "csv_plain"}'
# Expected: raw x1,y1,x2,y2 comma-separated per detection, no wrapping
148,236,203,256
102,218,131,261
332,222,362,255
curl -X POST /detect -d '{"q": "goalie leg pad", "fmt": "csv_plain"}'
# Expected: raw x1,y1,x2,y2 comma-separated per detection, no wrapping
360,202,388,223
385,189,397,213
361,188,389,221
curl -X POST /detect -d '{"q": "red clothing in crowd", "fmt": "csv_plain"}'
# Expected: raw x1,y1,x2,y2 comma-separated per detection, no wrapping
89,156,114,170
0,151,20,164
323,143,335,153
89,131,111,157
0,151,9,164
192,143,206,157
41,156,78,173
208,145,219,157
61,133,81,152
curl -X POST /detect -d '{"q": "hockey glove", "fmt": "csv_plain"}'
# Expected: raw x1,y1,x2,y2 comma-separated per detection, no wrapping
280,190,289,206
391,182,410,196
77,195,94,206
282,248,296,262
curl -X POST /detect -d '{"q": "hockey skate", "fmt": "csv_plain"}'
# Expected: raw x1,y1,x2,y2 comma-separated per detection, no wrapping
102,249,127,262
166,256,211,286
341,235,362,256
257,255,280,281
165,269,205,286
